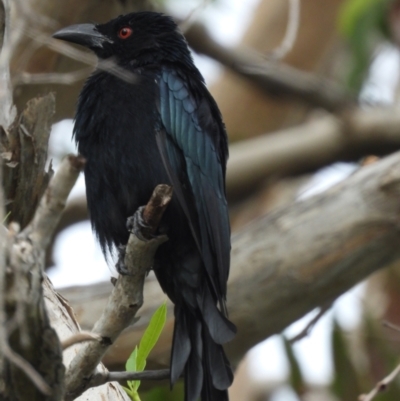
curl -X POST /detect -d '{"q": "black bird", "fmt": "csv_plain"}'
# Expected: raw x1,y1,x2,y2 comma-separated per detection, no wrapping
53,12,236,401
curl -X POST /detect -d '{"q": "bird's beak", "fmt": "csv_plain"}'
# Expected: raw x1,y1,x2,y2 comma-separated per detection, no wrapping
52,23,112,49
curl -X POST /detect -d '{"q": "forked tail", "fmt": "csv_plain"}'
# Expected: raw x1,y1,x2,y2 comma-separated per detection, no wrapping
170,303,236,401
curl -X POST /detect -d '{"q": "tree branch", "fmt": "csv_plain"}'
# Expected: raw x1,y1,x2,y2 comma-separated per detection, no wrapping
288,302,333,344
1,4,85,399
1,341,51,395
0,0,15,129
45,194,88,267
1,93,55,229
226,107,400,199
90,369,170,388
27,154,85,249
0,0,8,381
61,332,102,351
3,155,83,400
185,22,354,112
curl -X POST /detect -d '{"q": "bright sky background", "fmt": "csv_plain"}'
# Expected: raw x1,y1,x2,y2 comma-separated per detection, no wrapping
47,1,400,399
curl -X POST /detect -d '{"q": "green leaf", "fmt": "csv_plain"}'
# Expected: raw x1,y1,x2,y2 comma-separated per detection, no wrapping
330,319,362,399
126,303,167,394
136,302,167,372
122,385,135,400
132,393,142,401
126,346,138,373
282,336,305,396
2,211,10,223
142,382,185,401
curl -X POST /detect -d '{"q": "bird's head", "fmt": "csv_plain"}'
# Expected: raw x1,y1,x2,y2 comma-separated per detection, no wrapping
53,12,191,66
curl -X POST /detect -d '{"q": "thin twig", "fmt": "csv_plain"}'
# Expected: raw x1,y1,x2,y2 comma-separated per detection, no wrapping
26,27,95,65
24,28,137,84
179,0,212,33
13,68,93,86
98,58,137,84
14,0,58,30
108,369,170,382
2,340,52,395
288,302,332,343
383,320,400,333
359,364,400,401
269,0,300,60
61,332,102,351
90,369,170,388
27,155,85,250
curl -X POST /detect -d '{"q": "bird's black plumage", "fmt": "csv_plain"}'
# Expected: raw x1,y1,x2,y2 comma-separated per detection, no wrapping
53,12,236,401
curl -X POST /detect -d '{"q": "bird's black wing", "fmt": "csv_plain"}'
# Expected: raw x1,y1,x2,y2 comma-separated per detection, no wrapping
155,67,230,306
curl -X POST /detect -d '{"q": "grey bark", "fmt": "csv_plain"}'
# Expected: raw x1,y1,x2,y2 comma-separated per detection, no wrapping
1,94,54,229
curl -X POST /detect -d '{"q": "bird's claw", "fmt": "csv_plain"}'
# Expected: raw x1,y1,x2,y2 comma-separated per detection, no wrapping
115,245,131,275
127,206,152,241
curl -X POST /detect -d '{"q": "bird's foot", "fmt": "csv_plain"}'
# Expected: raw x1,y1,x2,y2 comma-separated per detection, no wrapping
116,244,130,275
127,206,153,241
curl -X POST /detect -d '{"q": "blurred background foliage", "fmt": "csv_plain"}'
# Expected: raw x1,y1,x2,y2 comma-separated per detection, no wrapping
338,0,393,91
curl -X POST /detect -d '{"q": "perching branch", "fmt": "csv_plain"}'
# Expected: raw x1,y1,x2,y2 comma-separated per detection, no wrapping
64,184,172,401
43,275,131,401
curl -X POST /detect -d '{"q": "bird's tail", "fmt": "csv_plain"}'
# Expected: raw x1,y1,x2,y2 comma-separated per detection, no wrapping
170,299,236,401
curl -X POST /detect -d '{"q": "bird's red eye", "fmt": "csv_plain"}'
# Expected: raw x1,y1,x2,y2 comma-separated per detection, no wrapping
118,27,132,39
